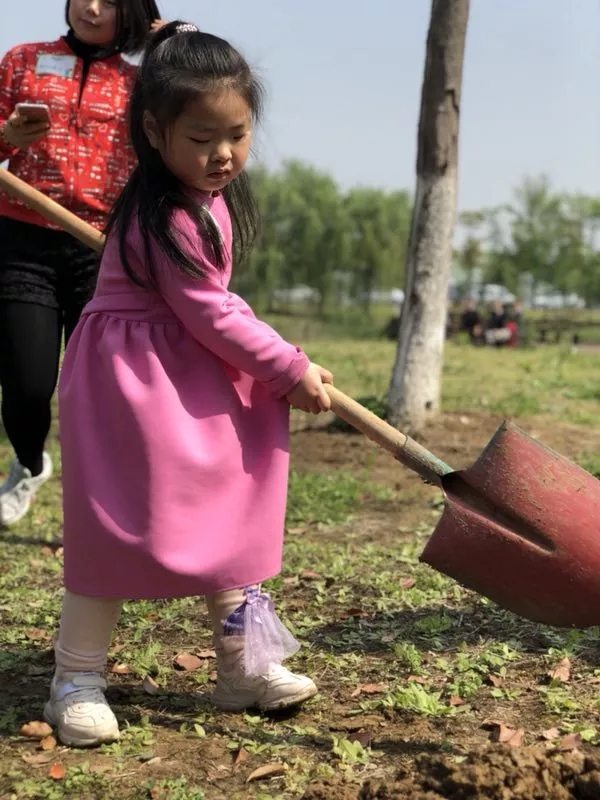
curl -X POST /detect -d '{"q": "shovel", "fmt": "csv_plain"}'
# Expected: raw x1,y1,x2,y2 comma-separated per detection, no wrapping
3,168,600,628
325,386,600,628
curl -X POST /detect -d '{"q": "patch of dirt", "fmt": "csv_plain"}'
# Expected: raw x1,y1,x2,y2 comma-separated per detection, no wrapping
303,747,600,800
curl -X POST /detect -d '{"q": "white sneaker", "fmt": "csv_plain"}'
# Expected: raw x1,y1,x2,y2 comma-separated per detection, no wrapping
44,672,120,747
0,452,52,526
212,638,317,712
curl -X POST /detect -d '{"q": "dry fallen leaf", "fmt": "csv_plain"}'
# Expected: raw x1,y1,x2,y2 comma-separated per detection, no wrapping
196,648,216,659
48,762,66,780
541,727,560,741
38,736,57,751
487,675,503,688
489,722,524,747
143,676,160,695
449,695,465,707
111,663,131,675
173,652,203,671
20,721,53,740
25,628,48,641
343,607,369,618
246,763,286,783
407,675,428,684
21,752,54,766
557,733,582,752
233,747,250,769
548,657,571,683
350,683,387,698
299,569,322,581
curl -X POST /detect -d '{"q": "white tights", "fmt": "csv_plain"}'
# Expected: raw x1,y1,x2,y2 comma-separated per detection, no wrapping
54,587,248,678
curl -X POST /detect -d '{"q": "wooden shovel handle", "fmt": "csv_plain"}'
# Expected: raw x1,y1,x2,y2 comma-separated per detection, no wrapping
325,385,452,484
0,168,105,252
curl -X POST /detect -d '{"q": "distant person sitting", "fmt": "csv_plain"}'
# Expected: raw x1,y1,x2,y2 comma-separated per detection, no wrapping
485,300,511,346
460,299,483,344
507,301,524,346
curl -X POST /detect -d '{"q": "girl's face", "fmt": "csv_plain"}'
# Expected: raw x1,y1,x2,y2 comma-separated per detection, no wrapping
143,89,253,194
68,0,118,46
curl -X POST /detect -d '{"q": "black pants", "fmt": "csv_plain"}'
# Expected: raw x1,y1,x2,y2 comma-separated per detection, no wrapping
0,218,99,475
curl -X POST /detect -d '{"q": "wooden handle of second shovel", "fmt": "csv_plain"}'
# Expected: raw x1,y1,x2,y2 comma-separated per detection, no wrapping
0,168,105,252
325,385,453,485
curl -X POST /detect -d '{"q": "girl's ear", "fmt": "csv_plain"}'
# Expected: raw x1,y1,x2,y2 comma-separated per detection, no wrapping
142,110,161,148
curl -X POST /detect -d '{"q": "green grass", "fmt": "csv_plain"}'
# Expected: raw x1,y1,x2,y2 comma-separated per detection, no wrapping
2,337,600,798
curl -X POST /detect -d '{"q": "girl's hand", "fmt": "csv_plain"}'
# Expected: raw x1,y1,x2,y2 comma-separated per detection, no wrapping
286,363,333,414
2,109,50,149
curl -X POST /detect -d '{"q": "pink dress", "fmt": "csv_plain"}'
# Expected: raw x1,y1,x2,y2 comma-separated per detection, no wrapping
58,193,309,599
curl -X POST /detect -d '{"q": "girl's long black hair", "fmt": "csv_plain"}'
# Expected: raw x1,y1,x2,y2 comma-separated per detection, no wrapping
64,0,161,55
105,21,263,289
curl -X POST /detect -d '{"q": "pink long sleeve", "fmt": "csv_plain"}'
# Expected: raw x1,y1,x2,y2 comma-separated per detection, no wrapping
150,214,310,398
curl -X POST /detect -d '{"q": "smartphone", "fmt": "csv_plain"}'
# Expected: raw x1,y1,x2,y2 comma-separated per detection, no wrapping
15,103,51,124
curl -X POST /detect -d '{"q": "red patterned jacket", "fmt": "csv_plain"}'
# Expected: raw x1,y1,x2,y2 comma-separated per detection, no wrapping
0,38,136,231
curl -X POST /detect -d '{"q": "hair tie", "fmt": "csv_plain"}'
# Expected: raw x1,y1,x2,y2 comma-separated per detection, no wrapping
175,23,199,34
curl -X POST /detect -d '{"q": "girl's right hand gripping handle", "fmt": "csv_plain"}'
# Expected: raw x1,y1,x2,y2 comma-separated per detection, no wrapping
324,385,453,486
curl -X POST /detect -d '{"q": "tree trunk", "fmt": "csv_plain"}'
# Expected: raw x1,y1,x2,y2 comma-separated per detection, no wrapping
388,0,470,433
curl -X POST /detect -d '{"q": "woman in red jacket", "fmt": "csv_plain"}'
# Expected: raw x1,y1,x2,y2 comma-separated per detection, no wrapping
0,0,161,526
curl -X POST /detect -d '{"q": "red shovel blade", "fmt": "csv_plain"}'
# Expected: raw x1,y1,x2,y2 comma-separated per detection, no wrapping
420,422,600,628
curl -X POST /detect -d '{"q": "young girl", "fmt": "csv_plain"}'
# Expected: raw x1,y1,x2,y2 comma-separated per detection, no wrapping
0,0,161,526
44,21,333,748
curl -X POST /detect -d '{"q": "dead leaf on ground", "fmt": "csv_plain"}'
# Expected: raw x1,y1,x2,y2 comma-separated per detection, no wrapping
21,752,54,766
548,657,571,683
111,662,131,675
143,676,160,695
287,526,307,535
38,736,57,751
489,722,525,747
20,721,53,740
557,733,582,752
407,675,427,684
246,763,286,783
350,683,387,698
233,747,250,769
196,648,216,659
173,652,203,671
48,762,66,780
541,727,560,741
299,569,323,581
449,695,465,707
487,675,503,687
343,607,369,618
25,628,49,641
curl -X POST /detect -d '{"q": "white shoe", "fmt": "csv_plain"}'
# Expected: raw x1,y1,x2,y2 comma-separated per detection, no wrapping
211,638,317,712
44,672,120,747
0,452,52,526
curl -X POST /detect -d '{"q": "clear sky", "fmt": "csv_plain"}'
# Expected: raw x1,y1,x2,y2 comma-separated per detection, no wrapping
2,1,599,212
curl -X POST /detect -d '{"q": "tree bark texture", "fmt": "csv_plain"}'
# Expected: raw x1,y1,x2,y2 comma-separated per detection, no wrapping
388,0,470,433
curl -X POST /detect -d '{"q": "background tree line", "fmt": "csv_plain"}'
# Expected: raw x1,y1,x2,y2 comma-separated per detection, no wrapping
239,163,600,313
